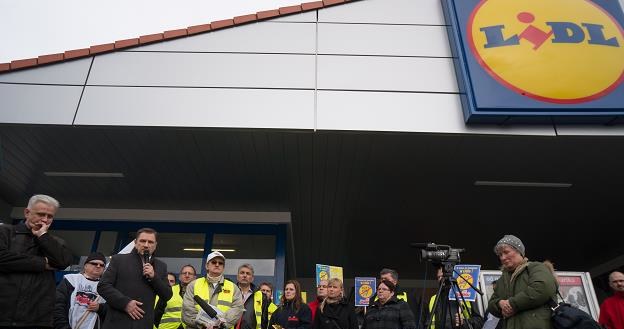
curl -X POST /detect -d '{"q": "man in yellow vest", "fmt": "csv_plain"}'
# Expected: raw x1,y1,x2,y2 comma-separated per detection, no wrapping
234,264,273,329
182,251,244,329
258,282,278,325
155,265,197,329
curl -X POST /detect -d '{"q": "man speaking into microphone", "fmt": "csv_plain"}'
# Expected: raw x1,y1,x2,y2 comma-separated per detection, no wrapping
98,228,172,329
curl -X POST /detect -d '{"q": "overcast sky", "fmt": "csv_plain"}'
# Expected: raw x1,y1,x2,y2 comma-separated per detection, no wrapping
0,0,306,63
1,0,624,64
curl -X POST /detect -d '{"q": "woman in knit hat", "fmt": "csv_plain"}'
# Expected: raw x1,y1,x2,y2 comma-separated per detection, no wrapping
487,235,557,329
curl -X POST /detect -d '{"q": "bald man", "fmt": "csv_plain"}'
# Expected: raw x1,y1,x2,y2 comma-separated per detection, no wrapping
599,271,624,329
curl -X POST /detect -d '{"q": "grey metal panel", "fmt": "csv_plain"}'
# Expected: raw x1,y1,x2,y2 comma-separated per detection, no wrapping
317,55,458,92
316,90,556,135
88,52,315,88
318,23,451,57
75,86,314,129
272,10,316,22
318,0,446,25
0,58,92,85
137,22,316,54
554,125,624,136
0,84,82,125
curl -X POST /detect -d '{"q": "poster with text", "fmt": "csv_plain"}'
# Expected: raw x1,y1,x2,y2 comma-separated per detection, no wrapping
316,264,344,286
355,277,376,306
449,264,481,302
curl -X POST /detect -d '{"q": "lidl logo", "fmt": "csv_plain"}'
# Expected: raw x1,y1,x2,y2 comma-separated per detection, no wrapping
442,0,624,123
469,0,624,104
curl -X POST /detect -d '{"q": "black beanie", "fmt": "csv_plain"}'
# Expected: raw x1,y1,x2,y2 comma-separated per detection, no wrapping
85,252,106,264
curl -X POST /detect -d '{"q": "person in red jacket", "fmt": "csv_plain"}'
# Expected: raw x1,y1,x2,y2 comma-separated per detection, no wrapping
308,280,328,321
600,271,624,329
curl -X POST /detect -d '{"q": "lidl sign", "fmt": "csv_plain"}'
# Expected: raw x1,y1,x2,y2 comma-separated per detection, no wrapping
442,0,624,123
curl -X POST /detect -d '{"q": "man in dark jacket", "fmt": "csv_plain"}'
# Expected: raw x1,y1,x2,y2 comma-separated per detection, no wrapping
98,228,172,329
0,194,73,329
235,264,270,329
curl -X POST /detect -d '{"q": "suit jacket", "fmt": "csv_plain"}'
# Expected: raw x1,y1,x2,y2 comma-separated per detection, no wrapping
98,249,172,329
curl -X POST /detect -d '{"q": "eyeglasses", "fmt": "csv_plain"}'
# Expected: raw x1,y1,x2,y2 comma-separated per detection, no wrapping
181,271,195,276
210,260,224,265
377,287,391,291
88,262,105,268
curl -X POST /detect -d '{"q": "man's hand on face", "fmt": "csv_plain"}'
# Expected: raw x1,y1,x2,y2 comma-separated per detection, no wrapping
125,300,145,320
31,222,50,237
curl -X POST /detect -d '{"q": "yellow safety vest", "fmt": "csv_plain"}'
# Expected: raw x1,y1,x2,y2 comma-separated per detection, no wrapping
250,291,277,329
428,294,471,329
374,291,408,303
157,285,185,329
195,278,235,329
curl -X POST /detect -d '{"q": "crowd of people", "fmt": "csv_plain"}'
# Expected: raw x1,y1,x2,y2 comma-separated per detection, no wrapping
1,194,623,329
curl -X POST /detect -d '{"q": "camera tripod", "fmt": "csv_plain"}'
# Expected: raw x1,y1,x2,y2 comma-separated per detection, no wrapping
424,262,482,329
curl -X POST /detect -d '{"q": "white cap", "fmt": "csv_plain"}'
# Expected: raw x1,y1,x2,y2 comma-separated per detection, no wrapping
206,251,225,262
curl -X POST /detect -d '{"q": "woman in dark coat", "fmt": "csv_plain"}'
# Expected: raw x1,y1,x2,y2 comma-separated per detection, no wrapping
269,280,312,329
313,278,358,329
362,280,416,329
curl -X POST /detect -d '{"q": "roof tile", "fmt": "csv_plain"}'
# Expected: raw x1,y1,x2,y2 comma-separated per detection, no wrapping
11,58,38,69
279,5,303,15
211,19,234,30
115,38,140,49
139,33,164,44
64,48,90,59
163,29,188,39
233,14,258,24
188,24,212,35
90,43,115,55
38,53,64,65
323,0,347,5
302,1,324,10
257,9,280,19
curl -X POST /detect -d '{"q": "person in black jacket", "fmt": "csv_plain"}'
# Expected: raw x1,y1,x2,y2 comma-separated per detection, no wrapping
362,280,416,329
313,278,357,329
268,280,312,329
0,194,73,329
98,228,172,329
54,252,108,329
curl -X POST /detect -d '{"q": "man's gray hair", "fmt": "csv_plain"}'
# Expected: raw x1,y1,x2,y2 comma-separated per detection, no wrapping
379,268,399,281
238,263,254,275
27,194,60,210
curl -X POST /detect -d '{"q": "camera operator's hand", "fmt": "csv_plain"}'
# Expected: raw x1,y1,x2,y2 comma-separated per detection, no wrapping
498,299,515,318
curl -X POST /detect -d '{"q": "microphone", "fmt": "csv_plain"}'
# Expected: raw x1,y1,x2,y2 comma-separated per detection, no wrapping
142,250,150,280
193,295,219,318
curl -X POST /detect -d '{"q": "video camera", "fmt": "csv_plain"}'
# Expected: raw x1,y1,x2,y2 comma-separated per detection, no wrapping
411,242,465,264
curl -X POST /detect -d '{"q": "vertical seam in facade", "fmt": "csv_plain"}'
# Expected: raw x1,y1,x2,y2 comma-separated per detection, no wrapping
72,56,95,125
314,9,319,132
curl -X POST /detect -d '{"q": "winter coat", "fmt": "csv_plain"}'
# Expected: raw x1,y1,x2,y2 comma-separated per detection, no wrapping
98,249,172,329
312,299,358,329
487,261,557,329
0,222,73,327
362,296,417,329
268,300,312,329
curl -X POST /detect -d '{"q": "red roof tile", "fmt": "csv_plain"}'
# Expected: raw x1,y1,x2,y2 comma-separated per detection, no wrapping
279,5,303,15
90,43,115,55
65,48,90,59
0,0,352,73
139,33,164,44
188,24,212,35
38,53,64,65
